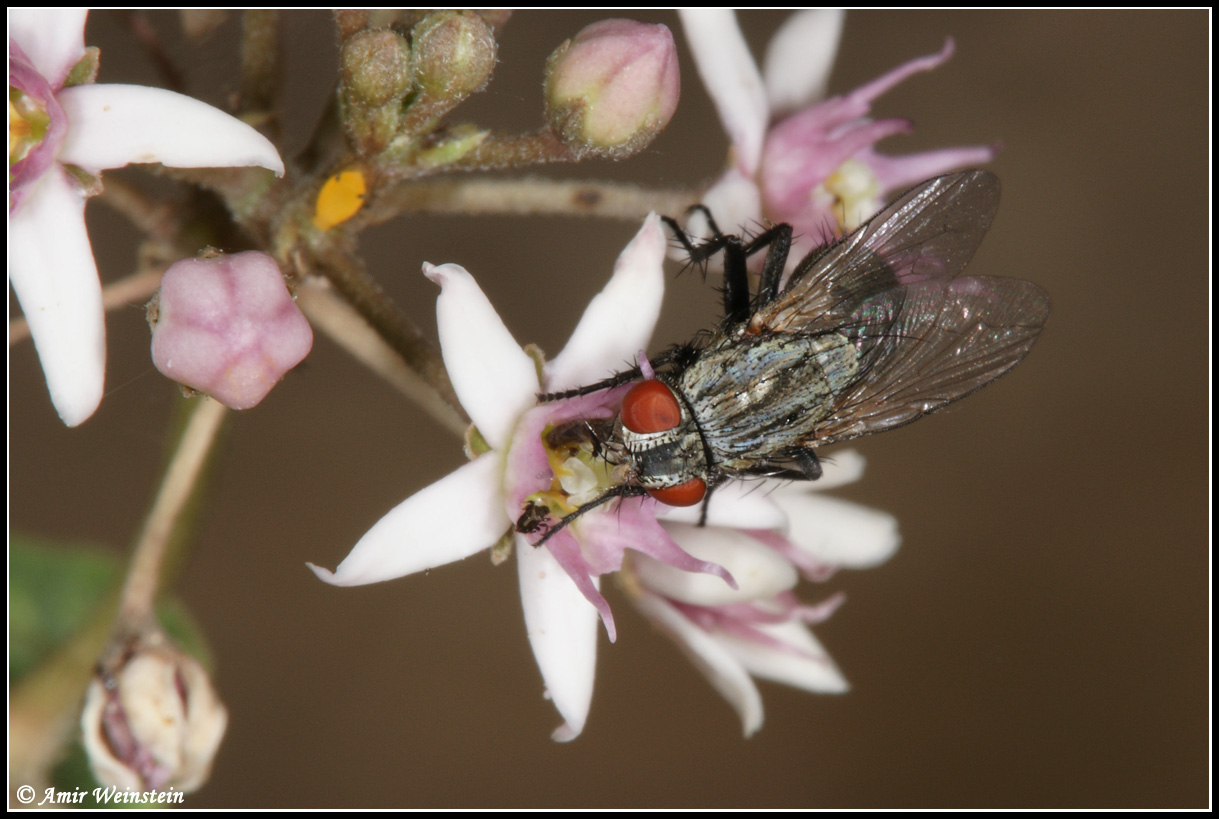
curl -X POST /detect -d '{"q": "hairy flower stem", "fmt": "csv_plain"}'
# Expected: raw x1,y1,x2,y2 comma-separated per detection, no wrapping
450,129,574,170
114,396,229,636
374,177,701,222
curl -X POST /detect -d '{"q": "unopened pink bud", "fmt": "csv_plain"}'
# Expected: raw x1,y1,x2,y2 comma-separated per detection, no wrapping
150,251,312,410
544,19,680,159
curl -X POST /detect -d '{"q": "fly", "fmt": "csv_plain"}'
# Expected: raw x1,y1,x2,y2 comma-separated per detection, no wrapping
518,170,1050,543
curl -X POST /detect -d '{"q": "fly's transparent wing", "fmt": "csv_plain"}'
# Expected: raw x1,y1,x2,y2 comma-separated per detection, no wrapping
812,275,1050,446
751,170,1001,336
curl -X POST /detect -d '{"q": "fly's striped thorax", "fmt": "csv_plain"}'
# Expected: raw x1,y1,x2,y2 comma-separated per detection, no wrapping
678,332,859,468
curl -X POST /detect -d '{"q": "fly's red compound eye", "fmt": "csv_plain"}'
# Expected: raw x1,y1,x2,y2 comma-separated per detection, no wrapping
621,379,683,434
647,478,706,507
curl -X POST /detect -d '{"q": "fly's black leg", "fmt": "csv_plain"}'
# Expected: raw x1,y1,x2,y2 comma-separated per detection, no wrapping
697,481,716,527
538,367,644,402
738,448,823,482
539,348,690,402
523,483,649,546
664,208,796,322
720,237,752,324
793,447,823,481
752,223,792,306
662,209,753,323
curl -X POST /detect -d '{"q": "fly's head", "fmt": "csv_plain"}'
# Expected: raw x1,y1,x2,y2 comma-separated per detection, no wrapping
616,378,709,507
511,376,710,545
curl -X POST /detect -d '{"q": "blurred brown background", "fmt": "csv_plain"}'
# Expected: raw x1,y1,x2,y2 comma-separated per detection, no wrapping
9,10,1208,808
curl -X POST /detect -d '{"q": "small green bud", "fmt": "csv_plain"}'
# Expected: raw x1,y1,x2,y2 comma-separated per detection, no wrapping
341,30,413,108
412,11,497,101
339,30,413,156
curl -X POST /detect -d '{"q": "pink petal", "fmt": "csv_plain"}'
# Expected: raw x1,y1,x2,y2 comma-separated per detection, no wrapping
679,9,769,175
540,528,617,642
517,539,599,741
424,262,539,450
863,144,1000,193
844,38,955,117
546,213,667,391
308,454,504,586
637,523,794,606
8,166,104,426
8,41,69,214
762,9,844,115
57,84,284,176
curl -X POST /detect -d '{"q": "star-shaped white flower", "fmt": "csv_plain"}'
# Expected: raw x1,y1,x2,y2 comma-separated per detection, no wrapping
311,214,725,740
8,9,284,426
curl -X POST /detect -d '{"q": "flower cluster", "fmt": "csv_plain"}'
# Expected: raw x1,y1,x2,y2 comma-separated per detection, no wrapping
311,216,899,738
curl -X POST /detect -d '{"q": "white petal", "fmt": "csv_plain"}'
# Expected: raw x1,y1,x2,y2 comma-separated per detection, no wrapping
8,9,88,86
639,524,797,606
633,590,764,737
656,480,786,529
8,167,104,427
424,263,538,450
517,542,598,742
309,454,504,586
679,9,769,175
546,214,667,391
57,84,284,176
721,621,848,694
774,491,900,569
762,9,845,114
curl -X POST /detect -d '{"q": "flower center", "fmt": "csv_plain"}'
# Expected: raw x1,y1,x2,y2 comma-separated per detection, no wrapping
523,420,616,522
9,87,50,167
818,158,882,233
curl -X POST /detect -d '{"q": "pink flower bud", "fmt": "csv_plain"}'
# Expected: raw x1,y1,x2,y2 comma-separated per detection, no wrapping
150,251,312,410
544,19,680,159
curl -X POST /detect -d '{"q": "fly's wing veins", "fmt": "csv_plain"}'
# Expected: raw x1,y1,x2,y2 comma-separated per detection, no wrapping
748,169,1049,446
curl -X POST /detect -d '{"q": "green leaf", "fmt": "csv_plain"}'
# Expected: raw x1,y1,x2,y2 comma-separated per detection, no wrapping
9,535,121,684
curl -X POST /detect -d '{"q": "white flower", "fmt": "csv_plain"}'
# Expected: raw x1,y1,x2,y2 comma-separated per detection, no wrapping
8,9,284,426
680,10,995,249
312,215,745,741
